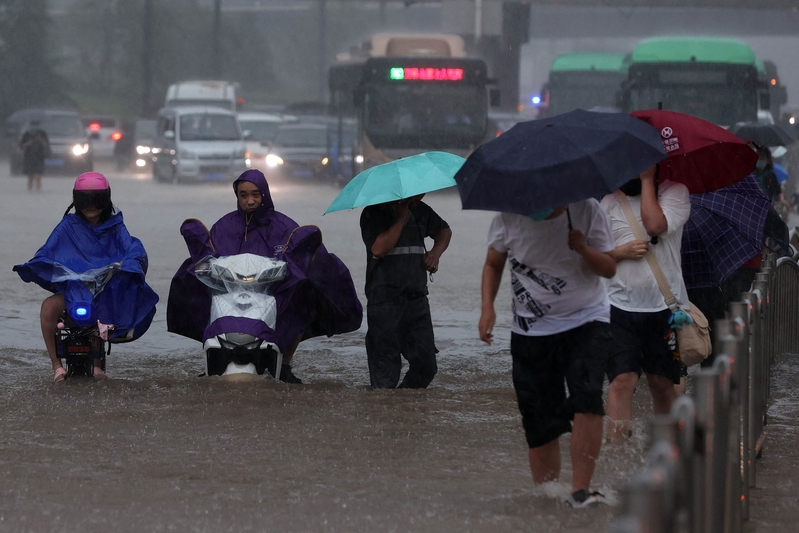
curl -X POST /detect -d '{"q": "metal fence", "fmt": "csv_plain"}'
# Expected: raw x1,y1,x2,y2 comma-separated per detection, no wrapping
608,252,799,533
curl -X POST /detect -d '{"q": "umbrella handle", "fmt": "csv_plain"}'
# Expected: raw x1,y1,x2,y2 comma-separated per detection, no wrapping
566,206,573,230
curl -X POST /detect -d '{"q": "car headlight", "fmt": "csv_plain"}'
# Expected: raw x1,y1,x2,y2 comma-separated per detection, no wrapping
178,149,196,159
265,154,284,167
72,143,90,156
136,145,151,154
321,157,329,165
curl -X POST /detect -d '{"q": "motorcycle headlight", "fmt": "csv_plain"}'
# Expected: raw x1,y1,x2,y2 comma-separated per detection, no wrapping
72,143,90,156
354,155,364,164
136,145,151,154
68,301,93,326
265,154,284,167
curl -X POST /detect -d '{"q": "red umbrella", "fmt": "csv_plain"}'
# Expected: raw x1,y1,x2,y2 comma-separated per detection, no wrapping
632,109,758,194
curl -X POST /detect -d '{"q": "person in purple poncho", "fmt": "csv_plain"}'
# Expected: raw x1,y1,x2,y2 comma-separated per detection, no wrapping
167,169,363,383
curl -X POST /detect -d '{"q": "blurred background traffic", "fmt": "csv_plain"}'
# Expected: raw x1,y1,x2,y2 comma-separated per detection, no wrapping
3,0,799,206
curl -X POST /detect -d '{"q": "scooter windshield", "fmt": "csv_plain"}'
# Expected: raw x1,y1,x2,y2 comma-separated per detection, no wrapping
50,262,121,296
194,253,288,329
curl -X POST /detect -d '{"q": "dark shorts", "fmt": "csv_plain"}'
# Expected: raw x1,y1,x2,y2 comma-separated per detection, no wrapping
606,306,682,385
511,321,611,449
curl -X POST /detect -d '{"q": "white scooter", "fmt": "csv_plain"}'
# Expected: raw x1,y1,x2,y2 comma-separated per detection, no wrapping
194,253,287,380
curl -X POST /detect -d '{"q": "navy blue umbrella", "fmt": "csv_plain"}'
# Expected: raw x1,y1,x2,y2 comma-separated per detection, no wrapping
454,109,667,215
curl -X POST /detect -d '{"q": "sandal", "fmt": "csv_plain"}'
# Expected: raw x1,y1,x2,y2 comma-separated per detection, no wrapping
53,367,67,383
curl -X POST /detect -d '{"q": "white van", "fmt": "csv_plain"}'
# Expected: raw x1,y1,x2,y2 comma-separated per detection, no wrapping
151,107,248,183
165,81,241,111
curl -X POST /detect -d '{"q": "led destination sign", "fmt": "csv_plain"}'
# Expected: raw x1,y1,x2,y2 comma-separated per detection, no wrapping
389,67,464,81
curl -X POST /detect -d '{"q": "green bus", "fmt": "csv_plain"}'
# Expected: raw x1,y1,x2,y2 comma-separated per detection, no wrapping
540,53,628,117
618,36,769,126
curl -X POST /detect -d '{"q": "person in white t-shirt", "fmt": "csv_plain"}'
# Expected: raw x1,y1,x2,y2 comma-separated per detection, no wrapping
599,166,691,444
479,199,616,508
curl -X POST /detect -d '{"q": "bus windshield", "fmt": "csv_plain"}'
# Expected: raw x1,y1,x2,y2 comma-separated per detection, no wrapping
547,73,624,115
626,67,758,125
364,84,486,149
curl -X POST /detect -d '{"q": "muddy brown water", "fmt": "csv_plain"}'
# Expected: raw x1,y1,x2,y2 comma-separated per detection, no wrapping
0,163,795,532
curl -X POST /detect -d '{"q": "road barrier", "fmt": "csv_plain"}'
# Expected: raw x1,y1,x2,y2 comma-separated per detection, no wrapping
608,253,799,533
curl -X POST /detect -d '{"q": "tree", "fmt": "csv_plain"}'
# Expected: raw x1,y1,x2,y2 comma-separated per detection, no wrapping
58,0,275,117
0,0,70,120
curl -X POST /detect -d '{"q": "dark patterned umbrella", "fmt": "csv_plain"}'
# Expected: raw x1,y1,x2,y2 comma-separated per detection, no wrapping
681,173,771,289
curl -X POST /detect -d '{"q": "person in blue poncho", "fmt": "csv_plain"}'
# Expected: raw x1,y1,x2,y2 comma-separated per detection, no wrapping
13,172,159,382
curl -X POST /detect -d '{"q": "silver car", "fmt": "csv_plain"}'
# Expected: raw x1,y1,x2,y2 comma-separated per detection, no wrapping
151,107,249,183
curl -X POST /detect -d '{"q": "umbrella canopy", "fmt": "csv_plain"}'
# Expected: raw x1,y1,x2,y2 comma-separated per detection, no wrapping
728,122,797,148
681,173,771,289
324,151,464,214
632,109,758,194
773,162,789,184
454,109,667,215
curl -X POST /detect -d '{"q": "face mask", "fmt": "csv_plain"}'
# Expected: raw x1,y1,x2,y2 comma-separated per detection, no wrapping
528,208,554,222
756,160,767,171
619,178,642,197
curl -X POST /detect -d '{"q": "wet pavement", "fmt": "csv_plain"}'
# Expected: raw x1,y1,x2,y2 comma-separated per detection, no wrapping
0,162,796,532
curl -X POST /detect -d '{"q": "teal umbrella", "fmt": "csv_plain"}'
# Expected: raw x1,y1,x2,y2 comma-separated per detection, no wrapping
324,151,465,214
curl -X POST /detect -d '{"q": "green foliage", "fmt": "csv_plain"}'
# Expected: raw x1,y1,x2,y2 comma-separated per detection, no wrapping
56,0,275,118
0,0,71,120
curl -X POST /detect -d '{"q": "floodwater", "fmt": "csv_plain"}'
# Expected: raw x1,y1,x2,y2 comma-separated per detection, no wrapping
0,162,794,532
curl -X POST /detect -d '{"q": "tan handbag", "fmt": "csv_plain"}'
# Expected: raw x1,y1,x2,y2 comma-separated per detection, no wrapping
614,191,712,366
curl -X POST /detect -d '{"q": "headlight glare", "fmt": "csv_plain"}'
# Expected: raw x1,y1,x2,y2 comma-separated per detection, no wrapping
265,154,284,167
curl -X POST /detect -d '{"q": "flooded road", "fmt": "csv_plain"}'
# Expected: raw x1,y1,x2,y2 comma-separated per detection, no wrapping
0,163,792,532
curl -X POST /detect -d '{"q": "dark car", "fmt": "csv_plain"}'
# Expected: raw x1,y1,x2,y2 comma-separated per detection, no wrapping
114,119,157,170
8,110,92,176
263,122,331,181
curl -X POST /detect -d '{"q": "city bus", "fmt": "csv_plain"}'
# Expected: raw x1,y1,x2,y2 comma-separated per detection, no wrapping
328,34,491,179
538,53,628,118
617,36,769,126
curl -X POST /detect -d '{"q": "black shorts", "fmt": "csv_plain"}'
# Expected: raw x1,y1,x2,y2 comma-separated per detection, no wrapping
511,321,611,449
606,306,682,385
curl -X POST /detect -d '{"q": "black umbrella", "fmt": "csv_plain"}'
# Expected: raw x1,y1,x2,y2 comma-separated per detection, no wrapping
728,122,796,148
454,109,667,215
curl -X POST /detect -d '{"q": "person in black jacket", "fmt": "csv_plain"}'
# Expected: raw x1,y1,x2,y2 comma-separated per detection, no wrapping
19,122,50,191
360,194,452,389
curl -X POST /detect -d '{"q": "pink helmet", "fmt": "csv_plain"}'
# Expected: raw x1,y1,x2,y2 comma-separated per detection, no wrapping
74,172,110,191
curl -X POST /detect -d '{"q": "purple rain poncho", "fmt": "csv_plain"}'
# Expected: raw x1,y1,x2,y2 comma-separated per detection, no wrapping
13,211,159,341
166,170,363,353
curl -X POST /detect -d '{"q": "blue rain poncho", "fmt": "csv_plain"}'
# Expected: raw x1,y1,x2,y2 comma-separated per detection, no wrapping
13,211,159,341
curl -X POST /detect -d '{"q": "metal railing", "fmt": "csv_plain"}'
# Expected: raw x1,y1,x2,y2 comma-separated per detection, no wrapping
608,252,799,533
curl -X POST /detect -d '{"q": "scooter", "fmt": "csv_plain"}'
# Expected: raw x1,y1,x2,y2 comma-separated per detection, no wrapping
194,253,288,380
54,263,128,379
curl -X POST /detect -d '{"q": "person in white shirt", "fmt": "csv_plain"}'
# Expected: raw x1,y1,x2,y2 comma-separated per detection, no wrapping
599,166,691,444
479,200,616,508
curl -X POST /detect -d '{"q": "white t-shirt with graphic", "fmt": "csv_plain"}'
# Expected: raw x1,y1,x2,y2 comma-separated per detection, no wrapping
599,180,691,312
486,199,615,336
